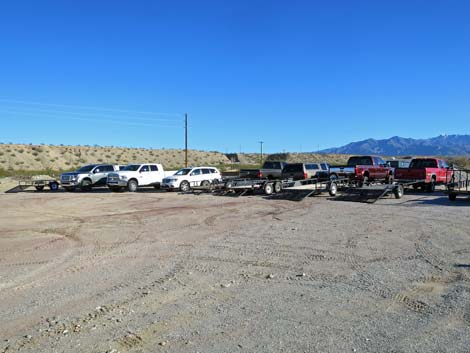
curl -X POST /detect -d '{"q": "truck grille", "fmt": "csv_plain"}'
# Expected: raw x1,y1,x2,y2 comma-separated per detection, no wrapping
61,175,71,182
107,174,119,183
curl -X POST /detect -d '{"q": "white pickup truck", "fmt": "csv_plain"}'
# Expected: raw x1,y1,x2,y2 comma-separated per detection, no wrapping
106,163,175,192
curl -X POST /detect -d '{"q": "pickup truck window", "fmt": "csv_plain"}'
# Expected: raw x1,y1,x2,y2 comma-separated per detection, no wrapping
283,164,303,172
374,157,386,165
140,166,150,172
320,163,328,170
306,164,319,170
175,168,191,175
263,162,281,169
150,165,158,171
409,159,438,168
210,168,217,173
347,157,373,166
123,165,140,171
77,165,96,173
100,165,114,172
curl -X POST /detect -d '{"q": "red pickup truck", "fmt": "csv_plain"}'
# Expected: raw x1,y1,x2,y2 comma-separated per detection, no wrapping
329,155,394,186
394,158,453,192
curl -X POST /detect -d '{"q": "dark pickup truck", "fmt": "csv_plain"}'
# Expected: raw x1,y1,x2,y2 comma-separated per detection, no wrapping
239,161,287,179
394,158,453,192
329,155,393,185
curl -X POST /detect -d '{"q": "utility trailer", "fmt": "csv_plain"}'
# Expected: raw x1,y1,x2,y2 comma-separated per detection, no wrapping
331,180,425,204
446,169,470,201
5,178,60,193
218,178,338,201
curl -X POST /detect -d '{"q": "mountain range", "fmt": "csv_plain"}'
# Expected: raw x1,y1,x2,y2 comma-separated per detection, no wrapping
320,135,470,156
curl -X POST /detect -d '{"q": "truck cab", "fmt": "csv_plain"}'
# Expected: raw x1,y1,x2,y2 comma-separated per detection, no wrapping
107,163,173,192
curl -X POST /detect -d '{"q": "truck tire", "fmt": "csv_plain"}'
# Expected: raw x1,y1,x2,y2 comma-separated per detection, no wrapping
449,193,457,201
329,173,338,181
329,182,337,196
273,181,282,193
35,185,44,191
264,182,274,195
127,179,138,192
80,179,92,192
393,185,404,199
49,181,59,191
180,180,190,192
385,174,394,184
426,179,436,193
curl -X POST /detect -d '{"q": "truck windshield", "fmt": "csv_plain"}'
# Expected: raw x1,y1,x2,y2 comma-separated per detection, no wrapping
409,159,438,168
175,168,191,175
122,165,141,171
347,157,373,166
76,165,96,173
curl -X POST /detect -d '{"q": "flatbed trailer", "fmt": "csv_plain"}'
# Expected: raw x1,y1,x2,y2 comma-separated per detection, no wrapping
332,180,425,203
5,178,60,193
446,169,469,201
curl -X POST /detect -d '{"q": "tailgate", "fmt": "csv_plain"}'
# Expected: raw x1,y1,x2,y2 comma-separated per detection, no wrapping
395,168,425,180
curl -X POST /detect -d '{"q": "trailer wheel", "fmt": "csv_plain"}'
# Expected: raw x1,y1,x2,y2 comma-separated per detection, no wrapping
35,185,44,191
180,180,190,192
273,181,282,193
394,185,404,199
49,182,59,191
329,182,337,196
426,179,436,193
386,174,394,184
264,183,274,195
449,193,457,201
127,179,138,192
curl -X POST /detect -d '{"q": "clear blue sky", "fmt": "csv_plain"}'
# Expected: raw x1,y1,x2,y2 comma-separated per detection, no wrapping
1,1,469,153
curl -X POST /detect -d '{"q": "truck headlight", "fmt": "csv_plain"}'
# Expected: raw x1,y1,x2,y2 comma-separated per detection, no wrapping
120,175,128,180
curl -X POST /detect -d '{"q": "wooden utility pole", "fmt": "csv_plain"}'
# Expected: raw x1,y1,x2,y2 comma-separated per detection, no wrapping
185,113,188,167
259,141,264,165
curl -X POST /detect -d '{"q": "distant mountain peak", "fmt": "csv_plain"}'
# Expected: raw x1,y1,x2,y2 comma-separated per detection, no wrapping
320,134,470,156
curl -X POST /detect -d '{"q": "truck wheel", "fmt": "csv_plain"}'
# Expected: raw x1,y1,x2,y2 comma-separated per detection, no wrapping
386,174,394,184
264,182,274,195
449,193,457,201
180,180,190,192
35,185,44,191
329,173,338,181
49,182,59,191
127,180,138,192
394,185,404,199
329,182,337,196
273,181,282,193
80,179,92,192
426,179,436,193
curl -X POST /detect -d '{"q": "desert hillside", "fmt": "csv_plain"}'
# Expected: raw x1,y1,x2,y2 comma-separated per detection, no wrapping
0,144,231,172
1,143,468,175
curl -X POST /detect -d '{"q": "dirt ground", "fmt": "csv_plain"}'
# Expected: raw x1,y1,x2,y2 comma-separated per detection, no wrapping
0,188,469,353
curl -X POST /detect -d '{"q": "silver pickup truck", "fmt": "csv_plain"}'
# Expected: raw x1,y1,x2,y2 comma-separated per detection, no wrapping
60,164,122,191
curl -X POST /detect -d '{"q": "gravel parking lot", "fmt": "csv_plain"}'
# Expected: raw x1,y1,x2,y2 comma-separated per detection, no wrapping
0,189,469,353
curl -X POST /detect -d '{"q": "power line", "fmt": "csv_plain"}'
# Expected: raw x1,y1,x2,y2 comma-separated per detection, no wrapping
0,110,182,128
0,98,183,117
0,106,181,122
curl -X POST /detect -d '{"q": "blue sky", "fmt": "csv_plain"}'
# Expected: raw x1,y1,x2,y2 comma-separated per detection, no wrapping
1,1,469,153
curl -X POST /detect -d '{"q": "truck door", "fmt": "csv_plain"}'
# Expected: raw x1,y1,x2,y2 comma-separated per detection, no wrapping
190,168,203,186
92,165,108,185
138,165,151,185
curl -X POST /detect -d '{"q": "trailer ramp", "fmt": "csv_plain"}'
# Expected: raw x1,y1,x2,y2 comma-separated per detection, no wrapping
335,184,400,204
4,185,31,193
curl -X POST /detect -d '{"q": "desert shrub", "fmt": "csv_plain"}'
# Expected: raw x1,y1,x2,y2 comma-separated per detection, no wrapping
32,151,39,156
97,158,104,162
105,154,111,159
18,149,24,153
10,154,15,157
65,161,71,165
35,158,41,162
0,152,3,156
